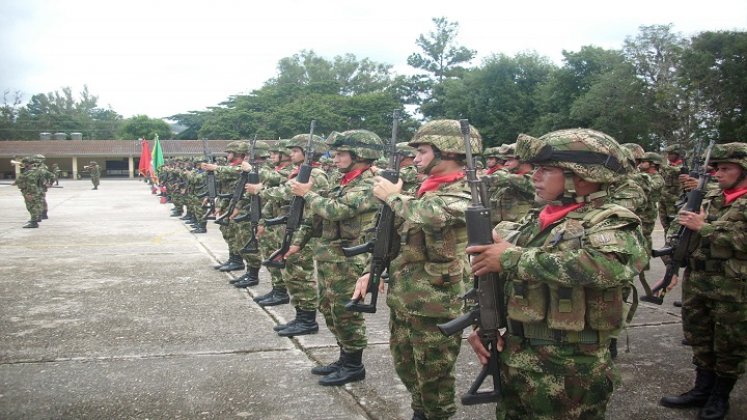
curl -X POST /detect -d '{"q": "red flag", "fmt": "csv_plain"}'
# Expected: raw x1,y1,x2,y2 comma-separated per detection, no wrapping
138,138,151,176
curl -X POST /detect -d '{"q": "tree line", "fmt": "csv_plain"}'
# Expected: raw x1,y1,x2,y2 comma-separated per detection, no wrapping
2,21,745,152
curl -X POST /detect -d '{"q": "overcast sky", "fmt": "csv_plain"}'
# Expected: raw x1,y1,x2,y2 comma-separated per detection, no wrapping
1,0,745,119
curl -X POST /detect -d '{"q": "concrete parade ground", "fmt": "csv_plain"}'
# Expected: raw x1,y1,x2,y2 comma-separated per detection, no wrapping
0,178,744,419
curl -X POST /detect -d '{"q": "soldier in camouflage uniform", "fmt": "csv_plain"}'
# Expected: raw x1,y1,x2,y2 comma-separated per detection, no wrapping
481,143,537,224
482,146,507,175
658,142,747,420
354,119,479,420
467,129,648,420
288,129,383,386
16,157,45,228
395,142,420,194
87,161,101,190
250,140,295,305
204,142,248,272
659,144,686,232
248,134,329,335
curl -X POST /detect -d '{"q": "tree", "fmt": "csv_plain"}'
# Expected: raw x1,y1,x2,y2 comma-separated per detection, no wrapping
0,90,23,140
680,31,747,141
407,17,476,118
119,115,172,140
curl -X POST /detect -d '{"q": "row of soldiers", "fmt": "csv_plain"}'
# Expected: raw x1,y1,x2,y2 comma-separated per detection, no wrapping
151,122,744,420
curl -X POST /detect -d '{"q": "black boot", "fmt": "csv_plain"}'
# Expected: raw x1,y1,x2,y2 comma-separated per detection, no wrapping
234,267,260,288
412,411,428,420
254,288,277,302
190,222,207,234
22,220,39,228
41,211,48,219
698,376,737,420
179,213,193,220
609,338,618,360
273,318,298,332
257,288,290,307
312,346,344,375
218,253,245,272
318,349,365,386
660,368,715,408
170,208,182,217
277,308,318,337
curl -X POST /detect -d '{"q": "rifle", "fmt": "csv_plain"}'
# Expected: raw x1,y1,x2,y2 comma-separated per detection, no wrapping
214,134,256,226
641,140,715,304
201,138,218,220
437,119,503,405
239,137,263,253
263,120,316,269
341,110,401,313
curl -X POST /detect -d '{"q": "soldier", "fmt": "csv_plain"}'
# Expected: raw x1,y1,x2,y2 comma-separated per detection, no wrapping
658,142,747,420
246,140,295,301
353,119,479,420
396,142,420,194
482,146,507,175
51,163,61,186
659,145,685,232
638,151,666,272
87,161,101,190
16,157,44,228
481,143,536,224
288,129,382,386
466,128,648,419
246,133,329,335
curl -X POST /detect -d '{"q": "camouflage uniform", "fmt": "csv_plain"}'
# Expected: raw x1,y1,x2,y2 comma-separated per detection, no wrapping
659,145,685,232
260,135,329,319
491,129,648,419
660,143,747,419
481,143,536,224
396,142,420,194
214,142,249,271
88,161,101,189
638,152,665,251
16,157,45,227
297,130,383,386
386,120,480,419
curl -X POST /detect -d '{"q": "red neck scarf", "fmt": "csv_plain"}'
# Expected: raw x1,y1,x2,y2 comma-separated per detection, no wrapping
417,172,464,197
289,162,320,179
340,166,370,186
486,166,503,175
538,202,584,230
724,186,747,205
229,158,242,167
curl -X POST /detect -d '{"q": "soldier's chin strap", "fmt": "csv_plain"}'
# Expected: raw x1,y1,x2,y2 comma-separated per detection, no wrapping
419,149,442,175
547,171,608,206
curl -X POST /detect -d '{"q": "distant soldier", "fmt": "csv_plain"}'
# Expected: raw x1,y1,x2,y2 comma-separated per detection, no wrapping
86,161,101,190
659,145,685,232
467,129,648,419
658,142,747,420
15,157,45,228
481,142,536,224
396,142,420,194
482,146,507,175
354,119,479,420
51,163,61,186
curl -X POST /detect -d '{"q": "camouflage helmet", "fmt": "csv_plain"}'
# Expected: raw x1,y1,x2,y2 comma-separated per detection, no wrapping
329,129,384,160
501,143,518,159
641,152,664,166
287,133,328,154
250,140,271,158
32,154,46,163
268,139,292,155
621,143,645,160
517,128,628,184
21,156,32,164
482,146,504,159
396,142,416,158
89,160,97,165
225,141,242,154
408,119,482,156
708,142,747,171
664,144,683,155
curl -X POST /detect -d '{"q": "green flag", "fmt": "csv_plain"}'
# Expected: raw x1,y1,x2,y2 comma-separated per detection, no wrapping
151,134,164,175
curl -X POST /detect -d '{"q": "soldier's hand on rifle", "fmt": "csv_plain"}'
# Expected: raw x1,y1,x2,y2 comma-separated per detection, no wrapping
681,175,698,190
283,245,301,260
467,329,504,365
467,231,515,276
352,273,386,301
678,208,707,231
373,176,403,201
289,178,313,197
202,163,218,171
245,183,262,194
240,161,252,172
257,225,265,237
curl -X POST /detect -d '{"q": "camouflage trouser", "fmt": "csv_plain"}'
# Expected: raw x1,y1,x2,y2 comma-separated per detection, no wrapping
234,221,262,269
261,225,284,289
91,175,100,187
218,219,238,253
683,271,747,378
317,258,367,352
496,361,614,420
281,245,317,311
23,192,42,220
658,197,678,233
187,195,202,220
390,309,461,420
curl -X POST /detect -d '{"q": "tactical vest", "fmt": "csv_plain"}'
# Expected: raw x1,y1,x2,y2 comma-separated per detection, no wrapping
320,182,377,244
497,204,641,345
688,190,747,302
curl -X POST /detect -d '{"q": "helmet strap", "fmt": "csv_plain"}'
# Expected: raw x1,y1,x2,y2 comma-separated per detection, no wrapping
419,149,442,175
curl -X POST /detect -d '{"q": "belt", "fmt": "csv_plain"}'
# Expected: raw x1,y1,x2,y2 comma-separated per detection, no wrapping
509,320,601,345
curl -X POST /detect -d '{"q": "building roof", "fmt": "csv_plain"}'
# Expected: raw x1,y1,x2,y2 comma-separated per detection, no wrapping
0,140,275,158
